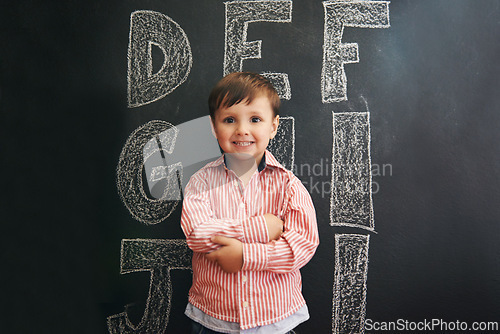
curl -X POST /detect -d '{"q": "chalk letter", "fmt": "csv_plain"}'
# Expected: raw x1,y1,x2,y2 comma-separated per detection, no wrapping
333,234,370,334
267,116,295,171
224,1,292,99
322,1,389,103
116,120,180,225
331,112,374,231
128,10,192,107
107,239,192,333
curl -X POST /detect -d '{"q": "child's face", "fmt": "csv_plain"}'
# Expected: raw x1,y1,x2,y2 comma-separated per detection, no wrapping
211,94,279,164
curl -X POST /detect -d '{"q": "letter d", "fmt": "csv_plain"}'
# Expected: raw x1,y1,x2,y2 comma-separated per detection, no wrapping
128,10,192,107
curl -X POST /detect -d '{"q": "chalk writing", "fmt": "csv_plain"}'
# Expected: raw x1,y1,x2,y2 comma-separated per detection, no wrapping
143,124,182,201
322,1,390,102
332,234,370,334
331,112,374,231
261,72,292,100
116,120,180,225
115,3,393,333
128,10,192,108
268,116,295,171
107,239,192,333
224,1,292,99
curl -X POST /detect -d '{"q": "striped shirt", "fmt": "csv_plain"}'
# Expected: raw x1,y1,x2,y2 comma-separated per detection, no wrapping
181,150,319,330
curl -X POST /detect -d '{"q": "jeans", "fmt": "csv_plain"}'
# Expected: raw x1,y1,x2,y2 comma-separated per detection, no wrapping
190,320,295,334
191,321,226,334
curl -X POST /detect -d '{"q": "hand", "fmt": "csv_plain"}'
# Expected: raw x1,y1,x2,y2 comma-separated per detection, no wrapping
205,236,243,273
264,213,284,241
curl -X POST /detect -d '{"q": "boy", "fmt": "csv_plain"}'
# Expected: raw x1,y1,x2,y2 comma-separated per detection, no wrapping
181,72,319,333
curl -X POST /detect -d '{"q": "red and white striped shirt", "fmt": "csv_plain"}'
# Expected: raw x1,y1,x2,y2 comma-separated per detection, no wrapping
181,151,319,330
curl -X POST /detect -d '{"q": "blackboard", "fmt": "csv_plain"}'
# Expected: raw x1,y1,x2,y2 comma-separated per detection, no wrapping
3,0,500,333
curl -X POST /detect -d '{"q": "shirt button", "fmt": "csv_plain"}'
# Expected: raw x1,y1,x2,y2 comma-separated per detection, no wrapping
243,301,249,308
239,203,245,209
242,275,247,282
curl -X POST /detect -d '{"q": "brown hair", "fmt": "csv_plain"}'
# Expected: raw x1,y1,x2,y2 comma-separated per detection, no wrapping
208,72,280,119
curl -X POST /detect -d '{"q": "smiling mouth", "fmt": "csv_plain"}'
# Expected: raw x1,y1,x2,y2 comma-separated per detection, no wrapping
233,141,254,146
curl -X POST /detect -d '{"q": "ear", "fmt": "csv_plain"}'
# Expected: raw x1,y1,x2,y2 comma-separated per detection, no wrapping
270,115,279,139
209,116,217,139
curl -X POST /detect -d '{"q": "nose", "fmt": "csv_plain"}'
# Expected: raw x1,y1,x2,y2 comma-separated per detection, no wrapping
235,122,249,135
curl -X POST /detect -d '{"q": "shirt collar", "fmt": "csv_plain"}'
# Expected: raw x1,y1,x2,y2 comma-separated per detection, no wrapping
208,150,285,172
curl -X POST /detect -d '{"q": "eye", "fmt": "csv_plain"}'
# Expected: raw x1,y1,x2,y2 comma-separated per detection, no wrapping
251,117,261,123
223,117,235,123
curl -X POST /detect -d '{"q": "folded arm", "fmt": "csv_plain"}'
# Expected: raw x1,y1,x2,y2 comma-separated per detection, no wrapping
241,178,319,273
181,171,272,253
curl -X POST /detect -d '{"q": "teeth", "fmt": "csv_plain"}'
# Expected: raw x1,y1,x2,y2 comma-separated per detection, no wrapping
234,141,253,146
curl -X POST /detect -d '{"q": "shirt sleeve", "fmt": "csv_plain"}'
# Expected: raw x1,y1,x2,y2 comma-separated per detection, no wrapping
181,169,270,253
241,175,319,273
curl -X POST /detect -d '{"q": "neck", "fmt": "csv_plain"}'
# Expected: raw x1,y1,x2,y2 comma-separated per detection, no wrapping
225,153,258,184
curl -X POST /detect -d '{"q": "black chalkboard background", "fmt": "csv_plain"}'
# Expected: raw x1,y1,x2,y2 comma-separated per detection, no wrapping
3,0,500,333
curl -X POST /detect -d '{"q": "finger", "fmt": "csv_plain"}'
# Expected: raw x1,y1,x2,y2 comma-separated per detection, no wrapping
205,251,218,262
211,235,231,246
